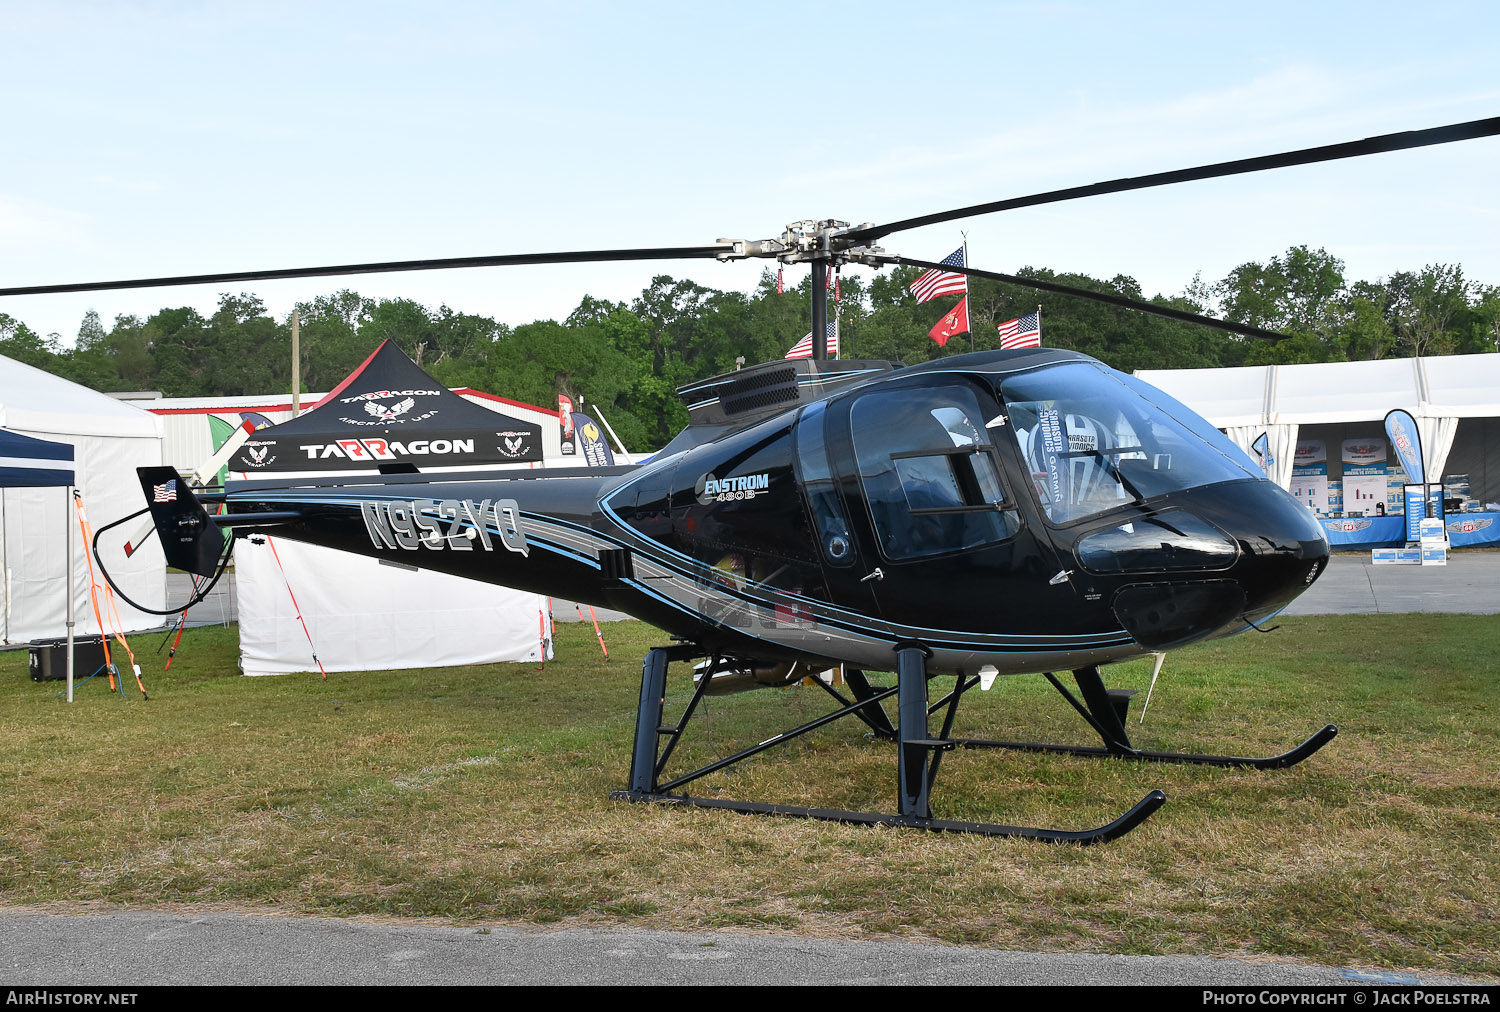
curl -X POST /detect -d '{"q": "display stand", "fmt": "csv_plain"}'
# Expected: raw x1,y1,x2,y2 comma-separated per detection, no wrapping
1373,483,1447,565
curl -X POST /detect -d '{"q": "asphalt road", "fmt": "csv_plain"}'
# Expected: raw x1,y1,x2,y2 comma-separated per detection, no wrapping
0,910,1484,987
1284,550,1500,615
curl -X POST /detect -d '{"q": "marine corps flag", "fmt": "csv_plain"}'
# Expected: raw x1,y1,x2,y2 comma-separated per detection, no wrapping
928,296,969,347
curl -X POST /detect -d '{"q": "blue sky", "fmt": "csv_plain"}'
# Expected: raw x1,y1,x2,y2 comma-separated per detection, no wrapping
2,1,1497,345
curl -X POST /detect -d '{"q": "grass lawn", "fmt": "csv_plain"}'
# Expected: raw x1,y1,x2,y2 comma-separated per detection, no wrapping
1,614,1496,976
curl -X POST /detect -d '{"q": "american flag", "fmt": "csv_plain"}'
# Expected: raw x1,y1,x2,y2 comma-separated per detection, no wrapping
909,247,967,303
776,266,784,295
997,312,1041,349
785,322,839,359
153,479,178,503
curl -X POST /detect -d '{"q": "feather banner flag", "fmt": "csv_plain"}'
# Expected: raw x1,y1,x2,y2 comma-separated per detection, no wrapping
1384,409,1425,484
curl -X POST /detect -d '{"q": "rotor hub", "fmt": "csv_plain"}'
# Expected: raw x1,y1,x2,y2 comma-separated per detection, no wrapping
715,219,884,267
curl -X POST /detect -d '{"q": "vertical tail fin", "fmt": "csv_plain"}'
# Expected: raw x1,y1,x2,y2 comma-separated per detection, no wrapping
136,467,223,577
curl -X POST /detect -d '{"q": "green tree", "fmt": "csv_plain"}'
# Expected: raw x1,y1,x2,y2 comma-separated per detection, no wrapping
295,290,373,392
0,313,60,370
1214,245,1347,355
1337,281,1396,361
1470,285,1500,354
1389,265,1468,357
76,309,107,351
206,293,289,396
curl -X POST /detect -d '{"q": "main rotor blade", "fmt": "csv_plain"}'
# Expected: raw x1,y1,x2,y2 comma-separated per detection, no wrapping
892,256,1289,341
849,117,1500,242
0,245,732,298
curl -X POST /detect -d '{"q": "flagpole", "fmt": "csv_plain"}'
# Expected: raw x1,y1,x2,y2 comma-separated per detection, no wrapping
963,233,972,354
833,266,841,360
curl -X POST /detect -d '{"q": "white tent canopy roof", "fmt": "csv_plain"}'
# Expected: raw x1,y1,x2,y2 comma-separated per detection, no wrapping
1137,354,1500,427
1420,355,1500,418
0,356,162,439
1142,364,1270,428
1269,358,1424,425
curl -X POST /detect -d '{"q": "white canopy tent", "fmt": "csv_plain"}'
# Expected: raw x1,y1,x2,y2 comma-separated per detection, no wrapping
235,537,551,677
0,355,166,646
1137,354,1500,496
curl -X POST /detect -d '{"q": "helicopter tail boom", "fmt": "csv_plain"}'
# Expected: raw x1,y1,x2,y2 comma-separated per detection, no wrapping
205,469,633,610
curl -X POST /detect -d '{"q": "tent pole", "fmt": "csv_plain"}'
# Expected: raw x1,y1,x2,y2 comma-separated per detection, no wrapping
291,308,301,418
66,485,75,704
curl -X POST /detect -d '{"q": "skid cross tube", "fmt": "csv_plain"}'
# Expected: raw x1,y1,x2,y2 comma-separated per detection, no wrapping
653,652,720,779
611,647,1167,844
1042,671,1132,753
656,677,901,794
843,668,898,738
926,674,979,798
954,665,1339,769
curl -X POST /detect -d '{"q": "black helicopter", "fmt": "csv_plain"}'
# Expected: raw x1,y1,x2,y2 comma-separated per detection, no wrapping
9,116,1497,844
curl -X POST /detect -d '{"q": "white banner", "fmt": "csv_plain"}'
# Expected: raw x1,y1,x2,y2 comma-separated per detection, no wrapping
236,537,551,676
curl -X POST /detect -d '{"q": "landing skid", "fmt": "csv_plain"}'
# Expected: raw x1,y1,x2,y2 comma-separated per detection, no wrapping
954,728,1338,769
949,668,1337,770
612,790,1167,845
611,644,1169,844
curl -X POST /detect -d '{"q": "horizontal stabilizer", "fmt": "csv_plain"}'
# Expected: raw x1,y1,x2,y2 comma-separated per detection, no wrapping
136,466,222,577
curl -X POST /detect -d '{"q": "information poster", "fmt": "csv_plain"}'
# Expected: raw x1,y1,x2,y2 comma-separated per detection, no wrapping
1404,485,1429,541
1290,440,1329,515
1341,437,1388,516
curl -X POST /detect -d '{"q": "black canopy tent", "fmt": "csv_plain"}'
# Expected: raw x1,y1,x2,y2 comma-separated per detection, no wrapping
230,340,543,473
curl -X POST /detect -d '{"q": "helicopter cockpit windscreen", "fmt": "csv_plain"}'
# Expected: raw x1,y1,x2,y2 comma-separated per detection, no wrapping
999,362,1261,524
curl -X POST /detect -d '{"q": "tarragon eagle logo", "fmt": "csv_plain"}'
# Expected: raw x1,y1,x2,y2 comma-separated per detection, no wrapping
503,436,524,456
365,397,416,422
247,445,269,465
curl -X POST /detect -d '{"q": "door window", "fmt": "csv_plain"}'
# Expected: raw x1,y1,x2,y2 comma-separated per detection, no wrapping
851,384,1019,560
795,401,856,566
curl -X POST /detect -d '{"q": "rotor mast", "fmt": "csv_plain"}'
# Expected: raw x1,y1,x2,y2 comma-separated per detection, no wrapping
716,219,885,362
